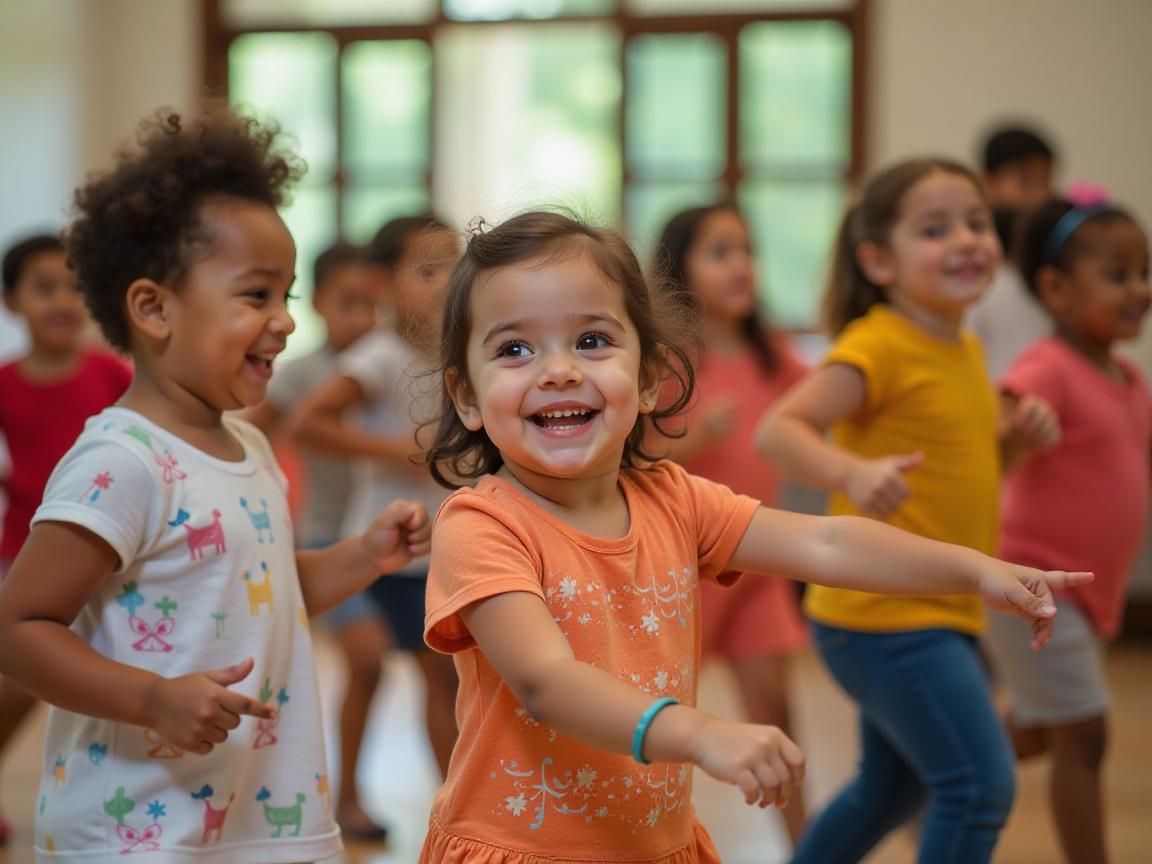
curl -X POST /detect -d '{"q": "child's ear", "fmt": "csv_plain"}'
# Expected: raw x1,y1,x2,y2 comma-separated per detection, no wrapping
445,367,483,431
125,278,173,342
638,359,662,415
1035,265,1069,315
856,241,895,287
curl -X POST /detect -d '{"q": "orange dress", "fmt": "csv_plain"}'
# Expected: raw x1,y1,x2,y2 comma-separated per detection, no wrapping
422,462,760,863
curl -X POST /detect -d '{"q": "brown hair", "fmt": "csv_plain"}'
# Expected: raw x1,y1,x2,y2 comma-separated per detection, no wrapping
426,211,696,489
822,157,983,336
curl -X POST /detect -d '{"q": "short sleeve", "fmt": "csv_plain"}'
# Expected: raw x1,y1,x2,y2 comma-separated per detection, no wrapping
424,492,546,654
661,463,760,586
32,437,160,572
823,318,891,415
1000,343,1066,414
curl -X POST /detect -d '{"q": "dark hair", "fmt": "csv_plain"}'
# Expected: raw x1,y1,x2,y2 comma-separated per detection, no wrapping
823,157,984,336
312,242,367,292
366,214,454,270
1016,197,1136,297
426,211,696,489
66,107,305,351
982,126,1056,174
2,234,66,296
653,202,778,374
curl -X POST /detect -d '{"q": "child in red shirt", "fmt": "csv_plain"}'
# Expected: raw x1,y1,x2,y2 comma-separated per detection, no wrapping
0,234,131,842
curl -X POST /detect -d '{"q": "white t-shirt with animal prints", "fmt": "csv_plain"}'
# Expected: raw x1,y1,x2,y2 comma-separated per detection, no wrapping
30,407,340,863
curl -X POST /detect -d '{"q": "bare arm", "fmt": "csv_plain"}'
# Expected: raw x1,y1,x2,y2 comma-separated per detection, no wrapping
0,523,272,752
999,391,1060,473
291,374,419,464
757,363,922,518
296,499,431,615
728,506,1093,649
461,590,804,806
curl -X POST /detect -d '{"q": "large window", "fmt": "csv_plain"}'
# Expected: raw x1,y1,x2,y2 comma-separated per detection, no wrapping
205,0,866,352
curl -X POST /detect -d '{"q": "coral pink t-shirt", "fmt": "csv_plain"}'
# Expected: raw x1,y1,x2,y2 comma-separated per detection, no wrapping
423,461,759,863
0,351,131,558
1000,338,1151,638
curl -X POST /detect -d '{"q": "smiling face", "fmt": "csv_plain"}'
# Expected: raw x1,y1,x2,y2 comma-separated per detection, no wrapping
862,170,1002,325
1042,217,1151,348
450,249,656,489
4,249,88,355
684,208,757,322
152,197,297,413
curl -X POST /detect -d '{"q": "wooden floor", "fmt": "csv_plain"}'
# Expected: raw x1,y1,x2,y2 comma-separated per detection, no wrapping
1,637,1149,863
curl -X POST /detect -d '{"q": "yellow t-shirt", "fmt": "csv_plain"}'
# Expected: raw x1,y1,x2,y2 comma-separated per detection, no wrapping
805,304,999,635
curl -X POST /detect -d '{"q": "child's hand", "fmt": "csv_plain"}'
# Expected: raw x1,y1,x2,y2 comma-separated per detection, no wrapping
976,564,1094,651
361,499,432,573
692,717,806,809
843,453,923,519
147,657,274,755
1003,394,1061,454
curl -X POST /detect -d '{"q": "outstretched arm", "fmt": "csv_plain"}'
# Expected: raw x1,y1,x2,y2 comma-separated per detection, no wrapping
0,523,272,753
461,590,805,808
728,506,1092,650
296,499,431,615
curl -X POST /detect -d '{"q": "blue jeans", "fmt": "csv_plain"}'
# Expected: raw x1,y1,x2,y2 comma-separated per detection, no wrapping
792,624,1015,864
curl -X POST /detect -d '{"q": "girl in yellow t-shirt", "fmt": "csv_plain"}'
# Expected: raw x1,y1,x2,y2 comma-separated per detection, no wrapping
759,157,1061,864
416,209,1083,864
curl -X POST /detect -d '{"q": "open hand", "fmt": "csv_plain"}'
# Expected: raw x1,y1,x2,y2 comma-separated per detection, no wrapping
1004,394,1061,454
977,564,1093,650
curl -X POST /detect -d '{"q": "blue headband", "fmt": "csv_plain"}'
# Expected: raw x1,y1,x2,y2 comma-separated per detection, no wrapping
1042,205,1116,263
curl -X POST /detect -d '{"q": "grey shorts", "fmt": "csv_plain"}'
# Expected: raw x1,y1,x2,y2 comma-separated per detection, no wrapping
984,598,1108,728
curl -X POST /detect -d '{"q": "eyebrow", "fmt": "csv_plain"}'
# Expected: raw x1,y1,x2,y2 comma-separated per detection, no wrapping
481,312,626,346
234,267,296,286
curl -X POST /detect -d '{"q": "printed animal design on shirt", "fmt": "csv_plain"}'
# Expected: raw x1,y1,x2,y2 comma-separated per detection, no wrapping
52,755,65,790
122,425,187,485
168,508,227,560
105,788,167,855
243,561,275,616
191,785,235,844
255,787,305,838
87,742,108,765
253,678,289,749
144,728,184,759
315,773,331,814
240,497,274,543
80,471,113,503
116,583,177,652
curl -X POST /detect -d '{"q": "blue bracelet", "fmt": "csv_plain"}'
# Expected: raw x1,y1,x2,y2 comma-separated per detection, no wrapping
631,696,679,765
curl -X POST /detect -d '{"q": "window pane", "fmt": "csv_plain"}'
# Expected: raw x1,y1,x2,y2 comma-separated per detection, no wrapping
629,0,852,13
343,185,433,244
445,0,615,21
740,21,851,169
626,181,725,266
739,179,845,328
436,23,621,225
229,32,338,181
626,34,725,179
223,0,437,27
343,40,432,178
280,186,339,359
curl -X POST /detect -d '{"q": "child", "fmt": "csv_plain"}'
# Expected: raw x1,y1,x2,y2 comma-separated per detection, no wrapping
984,197,1151,864
239,242,389,840
652,203,810,844
417,209,1087,864
0,109,430,863
0,234,132,842
967,125,1059,378
292,215,461,779
757,158,1063,864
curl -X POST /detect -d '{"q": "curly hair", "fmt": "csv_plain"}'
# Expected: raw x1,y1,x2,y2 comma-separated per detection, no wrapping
426,211,697,489
66,107,306,351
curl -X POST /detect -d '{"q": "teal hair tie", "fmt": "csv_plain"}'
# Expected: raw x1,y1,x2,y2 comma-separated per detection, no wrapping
1042,205,1114,264
631,697,679,765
